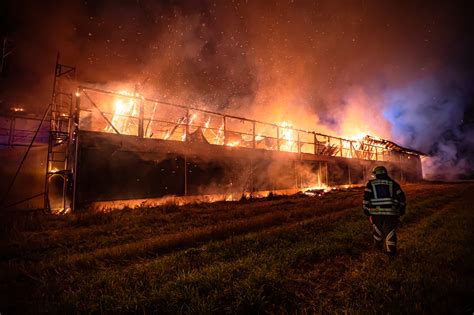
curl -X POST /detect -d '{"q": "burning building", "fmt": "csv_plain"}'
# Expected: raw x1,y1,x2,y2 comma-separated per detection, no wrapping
39,62,424,213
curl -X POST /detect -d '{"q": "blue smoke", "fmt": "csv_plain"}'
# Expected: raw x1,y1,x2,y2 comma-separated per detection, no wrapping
382,77,472,179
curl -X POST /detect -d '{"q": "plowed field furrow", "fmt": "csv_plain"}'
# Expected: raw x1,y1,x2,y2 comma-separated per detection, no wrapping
1,182,472,314
37,206,356,274
4,192,362,261
4,184,452,261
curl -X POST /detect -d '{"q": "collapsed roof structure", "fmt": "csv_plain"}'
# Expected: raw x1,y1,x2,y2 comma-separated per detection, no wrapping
1,60,425,213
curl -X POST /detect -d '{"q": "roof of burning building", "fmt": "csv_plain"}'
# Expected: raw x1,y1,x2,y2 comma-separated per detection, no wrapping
363,135,426,156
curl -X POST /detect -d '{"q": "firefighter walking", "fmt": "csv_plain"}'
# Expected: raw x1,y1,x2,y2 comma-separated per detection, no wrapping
363,166,406,258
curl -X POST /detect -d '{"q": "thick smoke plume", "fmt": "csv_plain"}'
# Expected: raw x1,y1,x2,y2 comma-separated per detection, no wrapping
1,0,473,179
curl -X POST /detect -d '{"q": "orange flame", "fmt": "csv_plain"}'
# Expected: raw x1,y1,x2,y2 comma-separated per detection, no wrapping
106,91,139,134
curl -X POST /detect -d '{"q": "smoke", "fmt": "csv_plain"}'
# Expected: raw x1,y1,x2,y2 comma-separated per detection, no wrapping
382,76,474,179
1,0,473,179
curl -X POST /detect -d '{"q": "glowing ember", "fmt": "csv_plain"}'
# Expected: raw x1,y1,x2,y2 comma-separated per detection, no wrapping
10,106,25,112
51,207,71,215
226,140,241,147
302,185,331,197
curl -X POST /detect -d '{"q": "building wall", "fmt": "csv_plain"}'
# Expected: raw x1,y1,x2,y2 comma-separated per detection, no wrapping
75,131,422,206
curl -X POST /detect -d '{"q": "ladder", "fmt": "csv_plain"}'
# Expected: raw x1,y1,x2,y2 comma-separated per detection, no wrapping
44,59,76,213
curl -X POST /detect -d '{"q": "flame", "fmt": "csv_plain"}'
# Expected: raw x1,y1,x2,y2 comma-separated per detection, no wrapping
99,89,390,162
52,207,71,215
106,91,139,134
301,183,330,195
279,121,297,152
10,106,25,112
348,132,369,142
226,140,241,147
214,123,224,144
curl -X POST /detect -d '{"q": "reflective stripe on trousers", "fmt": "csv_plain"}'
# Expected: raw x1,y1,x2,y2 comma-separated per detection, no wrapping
371,215,398,255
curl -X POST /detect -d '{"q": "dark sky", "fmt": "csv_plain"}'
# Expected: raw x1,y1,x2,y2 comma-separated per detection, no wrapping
1,0,473,178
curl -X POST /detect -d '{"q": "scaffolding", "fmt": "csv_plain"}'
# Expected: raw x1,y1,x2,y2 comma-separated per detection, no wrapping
0,114,50,148
44,57,76,213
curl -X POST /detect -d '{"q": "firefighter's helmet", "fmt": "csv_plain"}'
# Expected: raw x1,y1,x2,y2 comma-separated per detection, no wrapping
372,165,388,175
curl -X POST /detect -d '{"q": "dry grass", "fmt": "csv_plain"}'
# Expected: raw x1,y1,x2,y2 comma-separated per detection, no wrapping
0,182,472,313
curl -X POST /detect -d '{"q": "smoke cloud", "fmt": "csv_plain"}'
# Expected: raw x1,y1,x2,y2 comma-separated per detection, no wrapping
1,0,473,179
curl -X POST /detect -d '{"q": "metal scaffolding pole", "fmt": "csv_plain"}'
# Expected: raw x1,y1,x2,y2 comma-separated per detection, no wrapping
44,54,76,213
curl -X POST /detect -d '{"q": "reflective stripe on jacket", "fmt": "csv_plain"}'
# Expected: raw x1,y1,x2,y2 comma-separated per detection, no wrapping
363,177,405,216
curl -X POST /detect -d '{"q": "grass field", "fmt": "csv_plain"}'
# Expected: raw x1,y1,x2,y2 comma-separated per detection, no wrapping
1,182,473,314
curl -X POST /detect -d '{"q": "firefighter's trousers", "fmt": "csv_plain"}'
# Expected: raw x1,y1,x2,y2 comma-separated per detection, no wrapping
371,215,399,256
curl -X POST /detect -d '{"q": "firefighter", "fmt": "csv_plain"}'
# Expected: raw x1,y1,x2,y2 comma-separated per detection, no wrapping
363,166,406,258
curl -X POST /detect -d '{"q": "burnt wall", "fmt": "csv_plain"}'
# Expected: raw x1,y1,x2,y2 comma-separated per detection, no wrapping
75,131,422,206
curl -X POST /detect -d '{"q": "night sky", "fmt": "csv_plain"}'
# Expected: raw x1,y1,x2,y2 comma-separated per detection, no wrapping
1,0,473,178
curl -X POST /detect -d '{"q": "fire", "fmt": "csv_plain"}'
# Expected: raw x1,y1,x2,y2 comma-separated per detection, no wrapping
98,88,391,162
52,207,71,215
349,132,370,142
10,106,25,112
214,124,224,144
301,183,331,197
226,140,241,147
279,121,297,152
106,91,139,134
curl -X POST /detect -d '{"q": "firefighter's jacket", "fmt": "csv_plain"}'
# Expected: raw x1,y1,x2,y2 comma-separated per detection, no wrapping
363,176,406,216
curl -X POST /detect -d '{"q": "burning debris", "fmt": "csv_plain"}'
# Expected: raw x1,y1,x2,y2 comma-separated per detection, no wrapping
1,69,424,214
82,86,420,161
302,187,331,197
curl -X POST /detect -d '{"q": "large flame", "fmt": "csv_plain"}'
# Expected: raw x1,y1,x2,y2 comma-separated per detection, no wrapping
104,91,383,161
100,87,398,169
87,89,384,207
105,91,139,134
279,121,298,152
